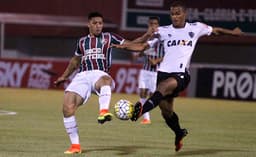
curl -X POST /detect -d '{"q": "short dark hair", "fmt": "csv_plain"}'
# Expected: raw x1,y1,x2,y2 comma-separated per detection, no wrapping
149,16,160,23
88,12,103,20
170,0,187,11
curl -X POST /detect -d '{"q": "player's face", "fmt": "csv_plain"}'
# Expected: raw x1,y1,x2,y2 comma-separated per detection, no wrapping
170,6,186,28
148,19,159,29
88,17,104,36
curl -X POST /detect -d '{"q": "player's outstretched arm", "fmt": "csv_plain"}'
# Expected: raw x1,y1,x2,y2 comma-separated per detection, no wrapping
131,26,155,43
212,27,244,36
54,56,81,86
111,42,149,52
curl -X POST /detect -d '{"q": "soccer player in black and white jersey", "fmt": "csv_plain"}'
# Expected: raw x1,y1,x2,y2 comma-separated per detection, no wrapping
54,12,150,154
134,16,164,124
112,0,243,152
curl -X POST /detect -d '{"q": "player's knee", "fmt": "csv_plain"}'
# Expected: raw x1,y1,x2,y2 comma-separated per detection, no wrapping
95,76,112,91
157,84,170,95
102,76,112,84
63,103,76,117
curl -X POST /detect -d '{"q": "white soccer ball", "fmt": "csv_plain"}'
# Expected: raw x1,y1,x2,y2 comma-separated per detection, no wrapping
114,99,134,120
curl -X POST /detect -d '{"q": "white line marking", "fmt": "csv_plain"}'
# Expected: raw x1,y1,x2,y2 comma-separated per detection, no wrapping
0,110,17,116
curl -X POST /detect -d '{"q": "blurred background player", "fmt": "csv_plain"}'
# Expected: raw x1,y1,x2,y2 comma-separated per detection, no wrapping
133,16,164,124
112,0,243,152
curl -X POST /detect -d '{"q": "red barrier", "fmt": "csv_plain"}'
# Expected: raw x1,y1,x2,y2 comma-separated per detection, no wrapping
111,63,141,94
0,58,67,89
0,58,187,96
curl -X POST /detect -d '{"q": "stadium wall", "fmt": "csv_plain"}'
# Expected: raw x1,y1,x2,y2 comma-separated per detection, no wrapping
0,58,150,94
189,64,256,101
1,58,255,101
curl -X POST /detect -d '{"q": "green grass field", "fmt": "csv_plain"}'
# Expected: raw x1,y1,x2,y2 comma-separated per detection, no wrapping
0,88,256,157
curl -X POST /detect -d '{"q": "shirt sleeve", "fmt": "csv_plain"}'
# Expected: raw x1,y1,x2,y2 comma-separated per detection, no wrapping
147,27,162,47
197,22,213,37
74,39,83,56
147,36,159,48
110,33,125,45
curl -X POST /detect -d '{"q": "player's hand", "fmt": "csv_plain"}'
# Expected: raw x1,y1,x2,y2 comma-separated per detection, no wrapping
146,26,159,38
149,58,157,65
145,26,155,37
54,76,67,87
232,27,244,36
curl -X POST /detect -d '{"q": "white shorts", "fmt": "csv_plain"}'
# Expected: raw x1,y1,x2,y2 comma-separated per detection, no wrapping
65,70,115,104
138,69,157,93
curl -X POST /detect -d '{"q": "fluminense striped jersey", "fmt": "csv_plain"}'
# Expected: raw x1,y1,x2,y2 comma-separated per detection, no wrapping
142,42,164,72
75,32,124,72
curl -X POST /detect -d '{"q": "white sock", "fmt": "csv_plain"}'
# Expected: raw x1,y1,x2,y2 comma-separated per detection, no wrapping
143,112,150,120
63,116,79,144
140,98,150,120
99,85,111,111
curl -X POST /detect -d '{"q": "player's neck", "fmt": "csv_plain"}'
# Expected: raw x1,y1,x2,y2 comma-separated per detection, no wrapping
89,33,102,38
173,22,186,29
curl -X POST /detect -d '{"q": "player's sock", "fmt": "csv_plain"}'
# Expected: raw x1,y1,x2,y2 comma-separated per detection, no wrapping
141,91,163,114
163,112,182,134
143,112,150,120
140,98,150,120
63,116,79,144
99,85,111,112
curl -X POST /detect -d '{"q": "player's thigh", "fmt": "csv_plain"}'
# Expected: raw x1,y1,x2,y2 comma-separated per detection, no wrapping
65,72,92,105
95,75,113,91
157,77,178,96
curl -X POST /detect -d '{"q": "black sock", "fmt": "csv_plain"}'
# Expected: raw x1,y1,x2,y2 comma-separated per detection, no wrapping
141,91,163,114
163,112,182,135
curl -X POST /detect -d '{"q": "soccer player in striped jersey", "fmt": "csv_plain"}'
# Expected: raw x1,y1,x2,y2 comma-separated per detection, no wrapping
112,0,243,152
135,16,164,124
54,12,147,154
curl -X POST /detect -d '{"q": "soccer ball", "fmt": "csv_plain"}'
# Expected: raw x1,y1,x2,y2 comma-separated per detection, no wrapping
114,99,134,120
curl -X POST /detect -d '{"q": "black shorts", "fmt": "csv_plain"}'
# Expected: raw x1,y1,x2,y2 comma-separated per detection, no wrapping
157,70,190,97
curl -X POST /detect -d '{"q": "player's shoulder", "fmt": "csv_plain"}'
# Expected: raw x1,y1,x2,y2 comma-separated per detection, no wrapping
157,25,172,34
104,32,123,38
110,32,125,41
77,35,88,42
188,22,209,28
158,25,171,30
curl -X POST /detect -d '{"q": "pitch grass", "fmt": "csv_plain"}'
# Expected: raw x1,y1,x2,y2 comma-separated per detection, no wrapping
0,88,256,157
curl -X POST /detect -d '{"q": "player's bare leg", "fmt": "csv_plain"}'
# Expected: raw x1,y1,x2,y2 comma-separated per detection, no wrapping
63,92,83,154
